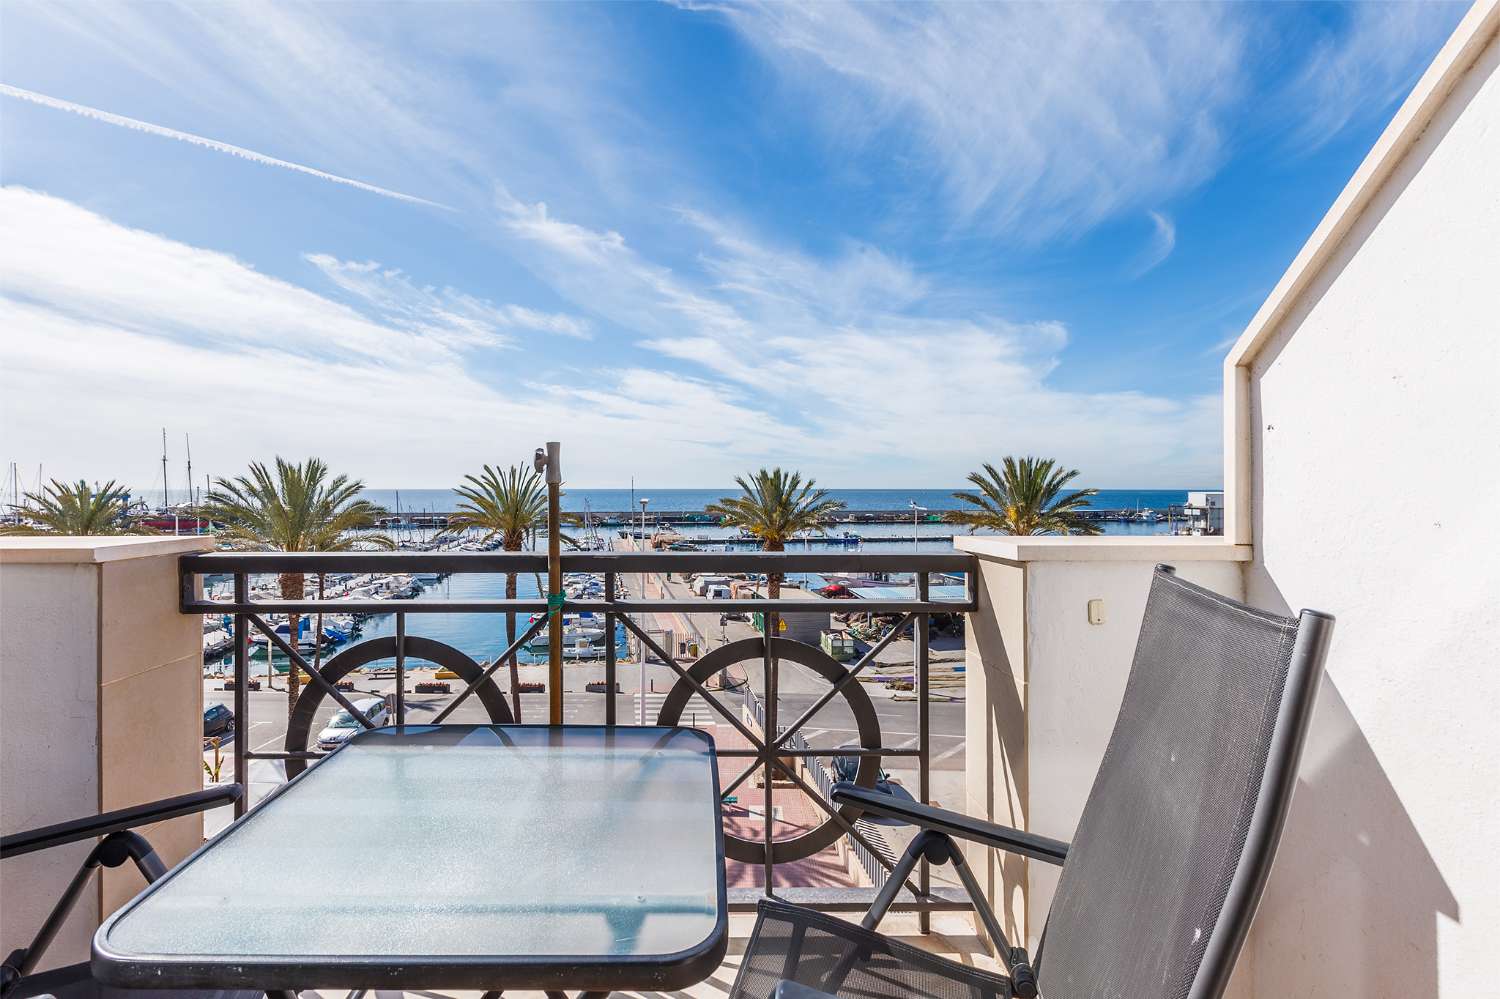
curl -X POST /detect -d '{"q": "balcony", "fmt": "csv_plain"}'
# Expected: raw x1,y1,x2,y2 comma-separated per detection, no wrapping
0,538,1006,994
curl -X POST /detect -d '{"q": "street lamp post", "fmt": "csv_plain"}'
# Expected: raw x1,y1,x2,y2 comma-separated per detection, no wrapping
638,497,650,726
909,500,927,552
534,443,563,724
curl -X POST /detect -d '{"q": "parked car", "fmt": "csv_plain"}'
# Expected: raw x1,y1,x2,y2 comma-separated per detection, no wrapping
830,746,916,825
315,697,391,752
203,703,234,738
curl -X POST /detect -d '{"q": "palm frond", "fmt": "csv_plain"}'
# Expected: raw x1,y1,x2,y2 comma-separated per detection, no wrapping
949,456,1101,536
201,458,387,552
2,479,140,535
438,464,553,552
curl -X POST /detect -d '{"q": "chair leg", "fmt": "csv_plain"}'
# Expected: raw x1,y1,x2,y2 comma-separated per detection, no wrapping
946,845,1036,998
860,829,948,931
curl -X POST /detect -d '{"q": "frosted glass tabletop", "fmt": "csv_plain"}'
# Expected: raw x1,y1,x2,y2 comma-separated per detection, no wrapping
93,725,727,991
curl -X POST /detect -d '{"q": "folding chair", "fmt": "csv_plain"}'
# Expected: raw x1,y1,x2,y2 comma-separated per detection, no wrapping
2,784,254,999
732,565,1334,999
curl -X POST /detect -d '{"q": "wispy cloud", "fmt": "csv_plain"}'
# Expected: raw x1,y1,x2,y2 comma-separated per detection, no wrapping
1128,211,1177,278
305,255,591,344
1277,3,1468,153
0,84,450,209
0,187,810,485
695,3,1245,237
491,188,1222,483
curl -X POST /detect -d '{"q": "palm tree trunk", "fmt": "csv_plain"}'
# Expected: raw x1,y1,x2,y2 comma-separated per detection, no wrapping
280,571,304,716
766,539,783,601
505,570,520,722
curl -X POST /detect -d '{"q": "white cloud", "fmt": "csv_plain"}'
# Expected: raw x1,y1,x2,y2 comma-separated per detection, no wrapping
491,190,1222,484
1128,211,1177,278
695,3,1245,237
304,255,591,343
0,84,449,209
0,187,410,359
0,188,809,485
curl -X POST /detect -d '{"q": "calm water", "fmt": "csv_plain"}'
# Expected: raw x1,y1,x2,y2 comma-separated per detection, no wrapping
355,487,1206,515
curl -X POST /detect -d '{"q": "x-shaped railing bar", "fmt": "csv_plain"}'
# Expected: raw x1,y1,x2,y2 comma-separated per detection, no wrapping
615,613,765,749
615,610,920,886
714,614,913,802
247,614,376,729
757,750,925,899
767,613,913,753
431,613,550,723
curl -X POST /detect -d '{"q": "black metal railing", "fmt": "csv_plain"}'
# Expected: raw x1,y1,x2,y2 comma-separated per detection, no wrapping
179,549,974,915
745,684,898,892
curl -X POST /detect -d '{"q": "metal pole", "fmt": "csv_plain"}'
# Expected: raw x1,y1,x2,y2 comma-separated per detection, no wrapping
638,497,649,726
916,570,931,932
232,573,248,819
762,615,777,894
604,572,617,727
395,612,406,725
544,442,563,725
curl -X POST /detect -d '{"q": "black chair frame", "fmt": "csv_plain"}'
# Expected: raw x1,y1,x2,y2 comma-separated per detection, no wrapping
1,785,243,997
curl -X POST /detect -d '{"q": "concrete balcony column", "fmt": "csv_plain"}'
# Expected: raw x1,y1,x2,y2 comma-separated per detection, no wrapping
958,537,1249,956
1,536,213,970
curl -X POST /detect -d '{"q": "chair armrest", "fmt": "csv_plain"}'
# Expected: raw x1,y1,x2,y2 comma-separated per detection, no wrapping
0,785,242,860
831,783,1068,865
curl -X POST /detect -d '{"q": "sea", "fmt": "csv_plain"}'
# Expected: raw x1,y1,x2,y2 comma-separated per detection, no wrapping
204,486,1213,672
354,487,1203,516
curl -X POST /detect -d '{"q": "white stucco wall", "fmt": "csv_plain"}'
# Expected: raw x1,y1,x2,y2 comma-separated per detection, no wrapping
1,536,210,971
1242,25,1500,999
959,537,1249,957
0,562,101,971
1022,557,1246,942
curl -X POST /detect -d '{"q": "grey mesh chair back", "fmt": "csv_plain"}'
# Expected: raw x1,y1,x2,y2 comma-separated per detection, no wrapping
1036,566,1333,999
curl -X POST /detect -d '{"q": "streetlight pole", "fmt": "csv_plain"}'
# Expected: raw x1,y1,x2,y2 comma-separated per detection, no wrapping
535,443,563,725
638,497,650,725
909,500,927,552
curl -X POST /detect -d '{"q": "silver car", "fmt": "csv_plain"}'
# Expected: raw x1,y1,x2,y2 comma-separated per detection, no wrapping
315,697,390,751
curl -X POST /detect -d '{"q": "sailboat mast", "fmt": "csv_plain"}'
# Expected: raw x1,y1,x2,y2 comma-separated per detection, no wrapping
185,434,193,506
160,428,169,508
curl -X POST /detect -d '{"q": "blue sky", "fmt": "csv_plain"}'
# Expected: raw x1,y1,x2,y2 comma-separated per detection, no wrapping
0,1,1469,490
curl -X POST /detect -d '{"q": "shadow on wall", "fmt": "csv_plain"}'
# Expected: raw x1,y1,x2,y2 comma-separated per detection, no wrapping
1252,677,1457,996
965,570,1028,948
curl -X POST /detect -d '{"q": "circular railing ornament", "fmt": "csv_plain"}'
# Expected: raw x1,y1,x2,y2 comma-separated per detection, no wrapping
283,636,513,778
654,636,883,866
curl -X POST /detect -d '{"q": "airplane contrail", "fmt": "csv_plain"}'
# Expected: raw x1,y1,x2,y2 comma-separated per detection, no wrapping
1,84,450,210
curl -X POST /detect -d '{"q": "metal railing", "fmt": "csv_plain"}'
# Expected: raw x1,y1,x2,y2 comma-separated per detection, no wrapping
745,684,897,892
180,549,974,916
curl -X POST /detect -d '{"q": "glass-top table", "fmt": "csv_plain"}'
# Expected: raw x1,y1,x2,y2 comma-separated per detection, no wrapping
93,725,727,994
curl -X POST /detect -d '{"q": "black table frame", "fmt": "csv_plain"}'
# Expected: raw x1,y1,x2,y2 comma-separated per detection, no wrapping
92,725,729,996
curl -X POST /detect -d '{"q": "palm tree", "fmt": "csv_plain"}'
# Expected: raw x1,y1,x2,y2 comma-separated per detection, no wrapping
706,469,845,601
203,458,390,714
441,464,574,721
1,477,141,534
1,479,140,535
949,457,1102,536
